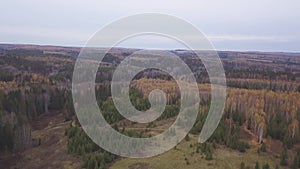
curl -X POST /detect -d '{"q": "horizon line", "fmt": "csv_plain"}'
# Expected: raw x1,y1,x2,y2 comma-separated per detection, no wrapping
1,42,300,54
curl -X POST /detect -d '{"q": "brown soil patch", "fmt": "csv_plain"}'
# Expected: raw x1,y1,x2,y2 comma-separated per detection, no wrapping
267,138,283,155
30,111,61,130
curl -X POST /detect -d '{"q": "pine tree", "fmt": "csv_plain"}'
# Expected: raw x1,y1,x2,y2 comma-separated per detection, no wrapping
240,162,245,169
261,142,267,152
255,161,260,169
280,147,288,166
262,163,270,169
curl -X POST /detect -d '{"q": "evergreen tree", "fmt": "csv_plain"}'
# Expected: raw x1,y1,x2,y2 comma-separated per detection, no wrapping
255,161,260,169
240,162,245,169
261,142,267,152
280,147,288,166
262,163,270,169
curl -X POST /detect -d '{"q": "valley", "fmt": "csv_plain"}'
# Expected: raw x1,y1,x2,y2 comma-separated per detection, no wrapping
0,44,300,169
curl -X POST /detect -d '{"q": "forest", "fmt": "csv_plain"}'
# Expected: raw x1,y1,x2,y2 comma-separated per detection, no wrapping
0,44,300,168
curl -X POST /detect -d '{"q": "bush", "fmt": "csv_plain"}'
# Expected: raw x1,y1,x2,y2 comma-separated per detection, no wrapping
260,142,267,152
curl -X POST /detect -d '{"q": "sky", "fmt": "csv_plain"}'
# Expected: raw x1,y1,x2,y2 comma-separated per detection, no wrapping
1,0,300,52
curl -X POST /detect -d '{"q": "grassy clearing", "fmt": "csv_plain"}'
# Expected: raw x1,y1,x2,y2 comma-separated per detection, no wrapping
111,135,283,169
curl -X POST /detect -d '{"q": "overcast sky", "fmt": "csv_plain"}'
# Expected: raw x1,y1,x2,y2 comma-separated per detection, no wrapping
1,0,300,52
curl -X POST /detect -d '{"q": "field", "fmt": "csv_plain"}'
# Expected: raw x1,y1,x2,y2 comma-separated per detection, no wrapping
111,135,280,169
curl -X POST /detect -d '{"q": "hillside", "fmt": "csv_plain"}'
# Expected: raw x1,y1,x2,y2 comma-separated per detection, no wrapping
0,44,300,169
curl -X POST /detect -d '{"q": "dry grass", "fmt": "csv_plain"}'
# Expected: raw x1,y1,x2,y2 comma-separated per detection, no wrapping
110,134,286,169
